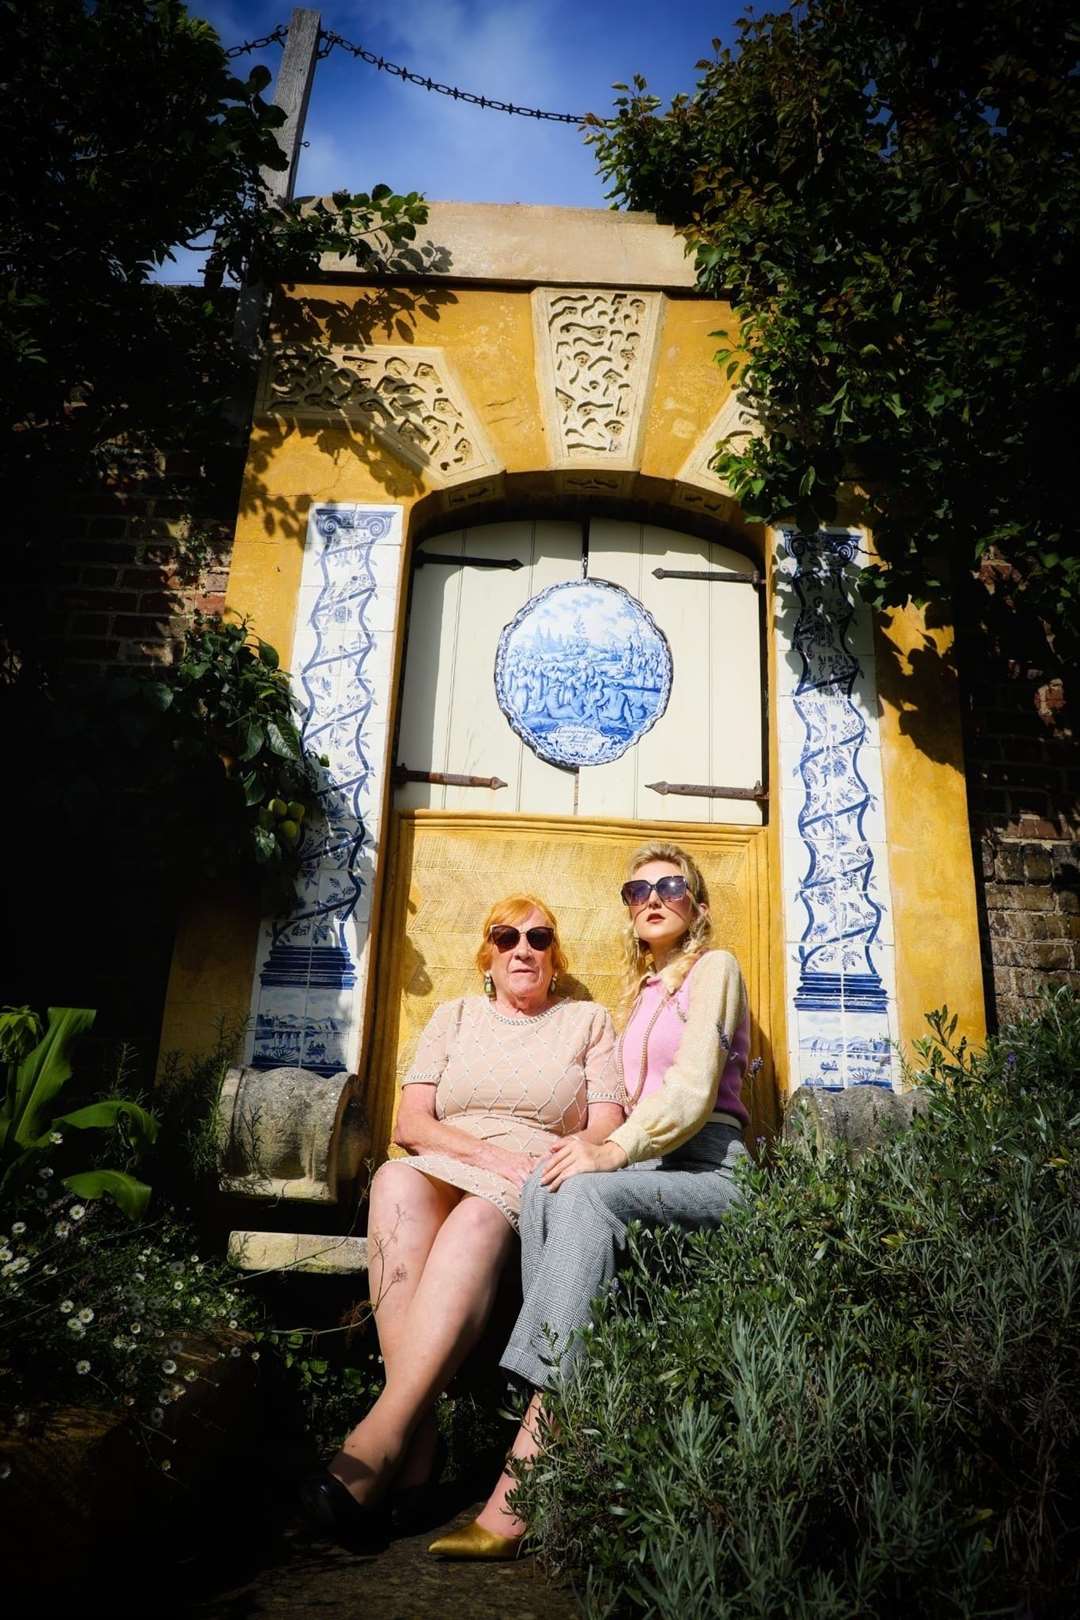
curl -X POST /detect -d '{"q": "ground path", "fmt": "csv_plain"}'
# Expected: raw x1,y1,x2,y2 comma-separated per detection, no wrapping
179,1480,581,1620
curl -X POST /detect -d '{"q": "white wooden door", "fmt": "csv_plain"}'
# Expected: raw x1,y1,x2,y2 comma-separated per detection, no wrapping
393,518,763,824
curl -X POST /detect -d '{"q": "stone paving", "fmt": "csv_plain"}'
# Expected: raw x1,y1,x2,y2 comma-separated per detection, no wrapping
178,1470,581,1620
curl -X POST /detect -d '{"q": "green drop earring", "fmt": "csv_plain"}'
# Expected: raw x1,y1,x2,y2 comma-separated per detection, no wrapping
483,972,495,997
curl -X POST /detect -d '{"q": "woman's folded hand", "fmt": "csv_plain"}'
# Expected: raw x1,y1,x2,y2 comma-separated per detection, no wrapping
541,1136,628,1191
491,1148,539,1189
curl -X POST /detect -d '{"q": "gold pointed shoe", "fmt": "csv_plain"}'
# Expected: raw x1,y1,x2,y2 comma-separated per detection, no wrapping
427,1519,527,1560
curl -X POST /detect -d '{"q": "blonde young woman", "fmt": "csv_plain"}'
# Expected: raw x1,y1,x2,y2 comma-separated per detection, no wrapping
301,893,624,1549
430,842,751,1560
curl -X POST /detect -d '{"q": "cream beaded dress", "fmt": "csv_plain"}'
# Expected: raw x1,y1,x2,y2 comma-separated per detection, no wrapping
397,996,623,1229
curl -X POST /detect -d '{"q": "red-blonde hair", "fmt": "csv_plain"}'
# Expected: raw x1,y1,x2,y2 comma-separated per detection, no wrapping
475,893,568,981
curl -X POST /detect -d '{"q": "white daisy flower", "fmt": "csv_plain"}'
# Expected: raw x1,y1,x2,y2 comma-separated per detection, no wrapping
78,1307,94,1324
70,1205,86,1221
59,1299,75,1314
162,1360,177,1375
54,1222,71,1238
75,1360,90,1375
11,1222,26,1236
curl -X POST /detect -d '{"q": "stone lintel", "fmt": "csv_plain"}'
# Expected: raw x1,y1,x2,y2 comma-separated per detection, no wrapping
227,1229,369,1275
313,200,699,290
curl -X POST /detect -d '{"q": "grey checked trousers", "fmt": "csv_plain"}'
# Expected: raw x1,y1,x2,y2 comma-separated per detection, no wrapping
499,1121,748,1390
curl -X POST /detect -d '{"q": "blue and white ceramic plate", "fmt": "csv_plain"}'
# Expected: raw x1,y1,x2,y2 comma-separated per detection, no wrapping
494,578,672,768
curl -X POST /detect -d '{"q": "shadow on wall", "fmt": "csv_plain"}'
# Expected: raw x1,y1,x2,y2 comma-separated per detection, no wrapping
241,253,459,549
873,598,965,772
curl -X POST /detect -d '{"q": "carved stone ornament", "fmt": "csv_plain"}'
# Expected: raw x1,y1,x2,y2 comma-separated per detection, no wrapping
532,288,662,470
677,389,762,497
258,343,502,488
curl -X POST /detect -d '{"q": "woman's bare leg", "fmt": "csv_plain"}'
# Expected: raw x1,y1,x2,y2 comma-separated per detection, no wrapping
474,1389,543,1537
331,1193,516,1504
355,1161,460,1492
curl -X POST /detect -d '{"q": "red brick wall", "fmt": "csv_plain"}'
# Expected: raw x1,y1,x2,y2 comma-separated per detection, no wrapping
960,623,1080,1031
38,449,241,668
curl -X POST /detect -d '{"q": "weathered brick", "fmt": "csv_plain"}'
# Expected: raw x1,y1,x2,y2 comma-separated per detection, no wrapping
112,613,184,639
69,612,112,636
88,516,129,540
64,637,120,662
69,540,138,566
1042,911,1080,941
139,591,184,614
63,588,137,613
1022,844,1054,882
994,846,1025,883
81,566,119,588
1028,939,1073,972
121,640,174,665
141,543,183,565
983,884,1024,911
991,911,1046,941
121,566,175,591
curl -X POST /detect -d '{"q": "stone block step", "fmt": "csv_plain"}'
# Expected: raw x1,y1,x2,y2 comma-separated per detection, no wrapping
227,1230,369,1275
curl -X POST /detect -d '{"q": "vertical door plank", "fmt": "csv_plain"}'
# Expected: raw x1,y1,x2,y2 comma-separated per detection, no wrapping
576,519,647,819
514,522,583,817
444,523,535,813
395,532,464,811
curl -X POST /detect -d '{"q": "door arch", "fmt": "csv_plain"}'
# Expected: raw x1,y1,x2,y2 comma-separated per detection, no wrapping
365,515,777,1152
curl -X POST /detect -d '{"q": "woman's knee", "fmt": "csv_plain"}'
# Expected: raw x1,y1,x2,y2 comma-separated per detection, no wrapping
369,1160,435,1226
453,1194,516,1252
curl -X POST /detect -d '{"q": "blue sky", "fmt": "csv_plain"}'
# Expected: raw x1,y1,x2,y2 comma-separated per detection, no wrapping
160,0,749,281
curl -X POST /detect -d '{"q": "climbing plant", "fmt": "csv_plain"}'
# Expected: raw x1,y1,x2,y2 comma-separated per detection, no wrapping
587,0,1080,663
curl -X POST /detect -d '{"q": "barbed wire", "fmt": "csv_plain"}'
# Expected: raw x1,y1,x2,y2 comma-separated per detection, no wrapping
318,30,591,123
225,26,288,58
225,23,592,124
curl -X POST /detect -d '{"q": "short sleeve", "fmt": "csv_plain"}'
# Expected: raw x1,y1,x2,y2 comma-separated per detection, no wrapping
401,999,462,1087
583,1006,625,1109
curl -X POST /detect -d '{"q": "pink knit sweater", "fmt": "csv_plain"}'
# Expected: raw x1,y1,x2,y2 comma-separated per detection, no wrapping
608,949,750,1165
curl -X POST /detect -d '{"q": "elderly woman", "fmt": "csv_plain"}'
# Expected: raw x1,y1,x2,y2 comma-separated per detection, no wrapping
430,841,751,1559
301,892,624,1546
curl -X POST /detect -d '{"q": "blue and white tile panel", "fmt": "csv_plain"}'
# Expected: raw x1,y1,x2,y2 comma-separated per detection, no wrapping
774,528,899,1091
246,504,404,1076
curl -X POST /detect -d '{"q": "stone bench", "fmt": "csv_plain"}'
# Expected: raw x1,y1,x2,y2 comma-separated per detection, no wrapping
218,1064,928,1280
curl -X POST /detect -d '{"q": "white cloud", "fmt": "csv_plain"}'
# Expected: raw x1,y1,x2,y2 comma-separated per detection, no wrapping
296,0,607,206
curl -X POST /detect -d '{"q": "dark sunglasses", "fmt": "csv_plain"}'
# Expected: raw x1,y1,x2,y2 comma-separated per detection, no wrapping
620,875,691,908
489,924,556,952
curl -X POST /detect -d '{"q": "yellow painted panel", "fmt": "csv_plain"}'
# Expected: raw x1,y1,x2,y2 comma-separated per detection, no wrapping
875,603,987,1056
365,812,779,1164
641,298,737,482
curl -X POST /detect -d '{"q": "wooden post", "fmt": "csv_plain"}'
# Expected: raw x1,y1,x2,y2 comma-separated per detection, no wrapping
233,8,321,359
265,8,321,204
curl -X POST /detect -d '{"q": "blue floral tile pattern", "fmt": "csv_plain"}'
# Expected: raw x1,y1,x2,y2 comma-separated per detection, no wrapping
248,504,403,1076
775,529,898,1091
494,578,672,768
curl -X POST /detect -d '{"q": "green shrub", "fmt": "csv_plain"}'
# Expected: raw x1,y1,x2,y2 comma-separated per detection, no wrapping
0,1186,260,1439
517,992,1080,1618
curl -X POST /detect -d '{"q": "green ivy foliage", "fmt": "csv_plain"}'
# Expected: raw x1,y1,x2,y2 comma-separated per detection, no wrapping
517,992,1080,1617
587,1,1080,661
1,0,430,668
6,613,324,913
